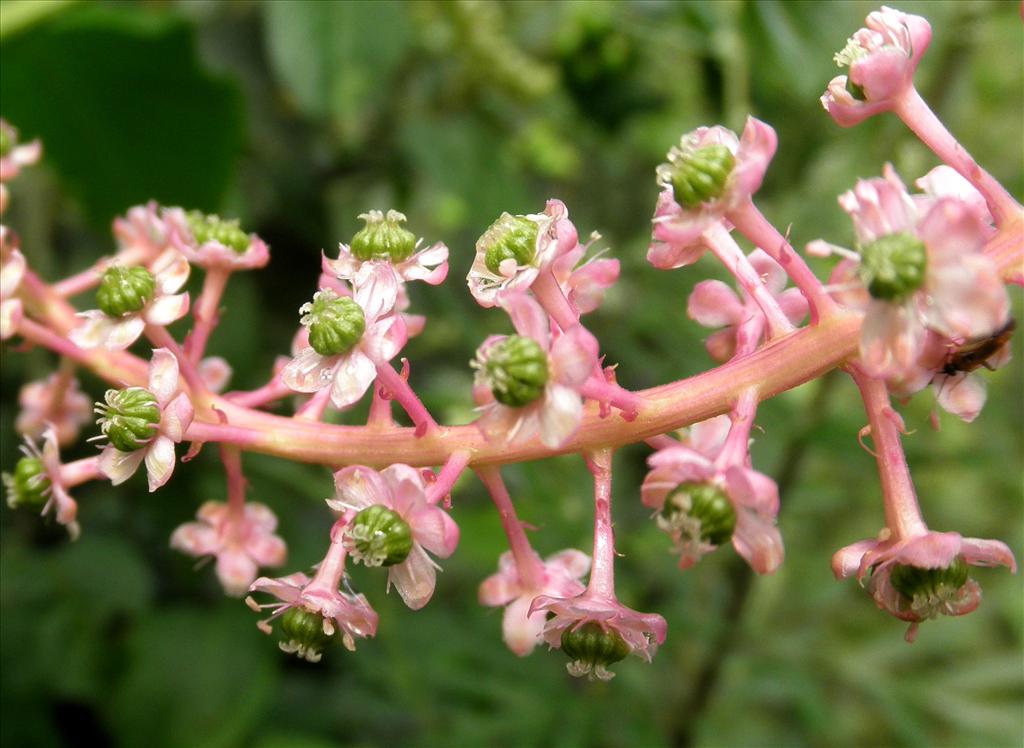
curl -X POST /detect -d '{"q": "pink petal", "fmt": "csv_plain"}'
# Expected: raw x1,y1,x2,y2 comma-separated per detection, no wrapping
144,292,190,326
244,501,280,531
198,356,232,393
688,280,743,328
776,288,809,326
331,465,391,512
934,373,986,423
725,466,780,516
704,328,737,362
502,292,550,348
732,116,777,200
104,316,147,350
353,262,399,321
732,510,784,574
546,549,591,581
860,300,926,378
363,315,407,363
216,549,259,597
408,504,460,558
832,538,882,579
960,537,1017,572
923,255,1009,341
145,435,177,491
322,247,360,280
502,594,547,656
151,249,191,294
148,348,180,404
389,544,437,610
170,521,222,556
399,242,449,285
689,415,731,457
550,324,598,387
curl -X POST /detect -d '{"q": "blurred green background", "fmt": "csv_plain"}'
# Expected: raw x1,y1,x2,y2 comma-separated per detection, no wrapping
1,1,1022,746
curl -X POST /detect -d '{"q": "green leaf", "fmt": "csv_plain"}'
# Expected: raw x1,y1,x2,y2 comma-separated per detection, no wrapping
0,5,244,227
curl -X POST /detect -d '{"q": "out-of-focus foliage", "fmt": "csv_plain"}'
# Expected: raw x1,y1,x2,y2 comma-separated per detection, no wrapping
1,1,1021,747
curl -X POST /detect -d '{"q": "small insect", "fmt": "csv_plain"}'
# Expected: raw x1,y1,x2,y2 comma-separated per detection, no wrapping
940,317,1016,377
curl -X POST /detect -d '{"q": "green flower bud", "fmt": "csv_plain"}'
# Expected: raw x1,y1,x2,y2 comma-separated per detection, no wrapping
481,335,549,407
858,232,928,301
96,387,160,452
561,622,630,679
278,607,337,662
302,291,366,357
345,505,413,567
661,482,736,546
666,144,736,209
350,210,417,262
186,210,250,253
481,213,539,274
96,266,156,317
2,456,51,510
890,557,969,602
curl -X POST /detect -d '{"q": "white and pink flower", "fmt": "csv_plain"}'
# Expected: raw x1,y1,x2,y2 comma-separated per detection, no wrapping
4,427,80,540
550,232,620,315
1,233,25,340
164,207,270,271
16,373,93,447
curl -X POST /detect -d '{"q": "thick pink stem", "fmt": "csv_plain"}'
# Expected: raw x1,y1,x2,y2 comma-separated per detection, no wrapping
476,466,546,590
185,268,230,364
704,222,795,339
727,201,837,323
374,362,437,437
427,449,471,506
849,366,927,540
531,268,578,331
895,87,1021,227
579,376,643,417
585,449,616,598
51,267,101,299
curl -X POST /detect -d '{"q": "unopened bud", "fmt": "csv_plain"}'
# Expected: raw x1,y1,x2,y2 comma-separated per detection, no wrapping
479,335,549,407
665,144,735,209
561,622,630,680
858,232,927,301
96,266,156,317
662,482,736,546
3,456,50,510
301,290,366,357
96,387,160,452
350,210,417,262
186,210,250,253
345,505,413,567
278,607,337,662
481,213,539,275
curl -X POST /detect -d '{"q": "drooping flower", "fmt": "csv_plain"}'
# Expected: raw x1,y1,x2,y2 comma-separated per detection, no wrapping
641,415,784,573
687,249,808,361
649,117,777,269
96,348,194,492
171,500,287,596
328,464,459,610
16,373,93,446
471,293,598,448
164,207,270,271
246,528,378,661
324,209,449,288
821,7,932,127
479,548,590,656
833,528,1016,642
282,265,407,409
467,199,579,307
2,427,79,539
69,249,191,350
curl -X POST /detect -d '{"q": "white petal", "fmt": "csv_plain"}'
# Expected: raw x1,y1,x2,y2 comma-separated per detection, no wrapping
98,446,146,485
281,348,331,392
104,316,147,350
329,351,376,408
388,544,438,610
148,348,181,404
151,249,191,294
538,384,583,448
145,435,177,492
144,292,190,326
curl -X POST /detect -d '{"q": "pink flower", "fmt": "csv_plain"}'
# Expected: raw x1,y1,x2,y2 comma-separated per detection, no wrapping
163,207,270,271
550,233,620,315
467,199,579,308
97,348,194,492
246,530,379,660
479,548,590,656
112,202,171,266
282,267,407,409
171,500,287,596
825,165,1009,378
530,592,667,681
0,120,42,182
16,373,93,447
687,249,808,361
472,293,598,448
1,238,25,340
328,464,460,610
70,249,191,350
821,7,932,127
641,416,784,573
649,117,777,269
323,210,449,287
3,427,80,539
914,165,994,233
833,528,1016,642
198,356,233,394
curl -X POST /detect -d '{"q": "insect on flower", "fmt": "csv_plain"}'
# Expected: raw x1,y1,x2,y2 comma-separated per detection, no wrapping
939,317,1015,377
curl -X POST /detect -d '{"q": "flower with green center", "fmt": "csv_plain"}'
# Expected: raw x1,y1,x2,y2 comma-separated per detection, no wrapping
302,290,366,357
185,210,251,254
163,207,269,270
858,232,927,301
560,622,631,680
350,210,417,262
278,607,338,662
1,429,79,539
95,387,160,452
3,455,50,510
344,505,413,567
664,144,736,210
478,334,549,407
659,481,737,547
482,213,539,274
325,210,449,287
96,266,156,317
889,557,969,612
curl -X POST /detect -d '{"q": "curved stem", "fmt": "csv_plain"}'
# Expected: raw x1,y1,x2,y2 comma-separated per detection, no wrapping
476,466,546,590
375,361,438,437
185,268,230,364
531,268,578,331
427,449,471,506
294,386,332,422
221,445,246,519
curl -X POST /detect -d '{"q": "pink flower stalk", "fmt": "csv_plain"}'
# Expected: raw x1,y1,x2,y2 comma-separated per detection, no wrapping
163,207,270,271
97,348,194,492
70,249,191,350
282,268,408,409
16,372,92,447
1,237,25,340
550,232,620,315
479,548,590,656
247,526,379,660
816,165,1009,378
472,293,598,448
323,210,449,287
688,248,808,362
641,404,784,573
171,500,287,596
532,451,666,680
833,529,1017,642
821,6,932,127
467,199,579,308
0,119,42,183
4,427,80,539
328,464,459,610
648,116,777,269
